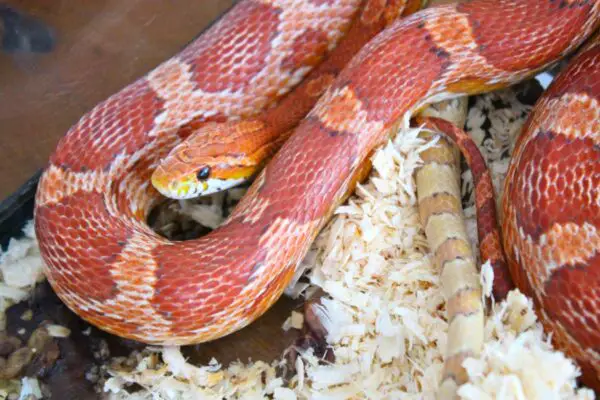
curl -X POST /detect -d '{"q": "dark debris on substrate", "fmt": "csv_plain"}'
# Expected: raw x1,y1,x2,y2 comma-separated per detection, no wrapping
0,281,149,399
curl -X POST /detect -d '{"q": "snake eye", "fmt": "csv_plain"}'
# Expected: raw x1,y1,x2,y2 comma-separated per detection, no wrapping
196,166,211,181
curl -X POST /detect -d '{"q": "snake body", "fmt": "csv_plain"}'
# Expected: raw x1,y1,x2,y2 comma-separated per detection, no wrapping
34,0,599,367
501,36,600,390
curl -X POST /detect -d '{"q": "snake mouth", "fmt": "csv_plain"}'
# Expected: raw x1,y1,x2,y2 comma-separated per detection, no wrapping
151,168,246,200
195,177,247,196
151,168,197,199
151,176,198,200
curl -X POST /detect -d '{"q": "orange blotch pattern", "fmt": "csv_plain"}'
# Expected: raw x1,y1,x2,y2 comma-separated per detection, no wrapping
50,79,165,172
459,0,598,73
513,132,599,240
35,191,129,303
503,40,600,391
281,28,331,69
183,1,281,93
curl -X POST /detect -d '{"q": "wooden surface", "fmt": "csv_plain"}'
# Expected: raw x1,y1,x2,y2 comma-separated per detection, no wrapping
0,0,453,365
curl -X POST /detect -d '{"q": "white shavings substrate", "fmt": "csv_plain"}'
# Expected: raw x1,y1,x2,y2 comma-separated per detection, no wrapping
0,220,45,331
0,83,595,399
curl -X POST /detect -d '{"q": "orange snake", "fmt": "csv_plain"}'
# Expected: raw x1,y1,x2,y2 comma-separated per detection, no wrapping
34,0,600,390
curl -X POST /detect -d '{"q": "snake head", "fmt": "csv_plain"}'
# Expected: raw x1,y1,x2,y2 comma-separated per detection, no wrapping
151,120,276,199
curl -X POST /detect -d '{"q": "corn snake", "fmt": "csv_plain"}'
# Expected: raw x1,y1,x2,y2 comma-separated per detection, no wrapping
500,35,600,390
34,0,600,390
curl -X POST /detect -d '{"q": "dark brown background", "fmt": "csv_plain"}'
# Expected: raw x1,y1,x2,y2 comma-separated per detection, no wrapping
0,0,239,200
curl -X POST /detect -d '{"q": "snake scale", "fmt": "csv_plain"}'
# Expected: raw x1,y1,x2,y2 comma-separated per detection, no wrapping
33,0,600,390
501,35,600,390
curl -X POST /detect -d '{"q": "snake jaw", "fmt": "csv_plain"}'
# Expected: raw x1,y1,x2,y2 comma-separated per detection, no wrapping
150,167,194,199
195,177,247,197
151,168,246,199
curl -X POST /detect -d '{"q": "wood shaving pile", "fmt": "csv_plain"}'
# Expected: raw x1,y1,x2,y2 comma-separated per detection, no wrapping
0,82,596,399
